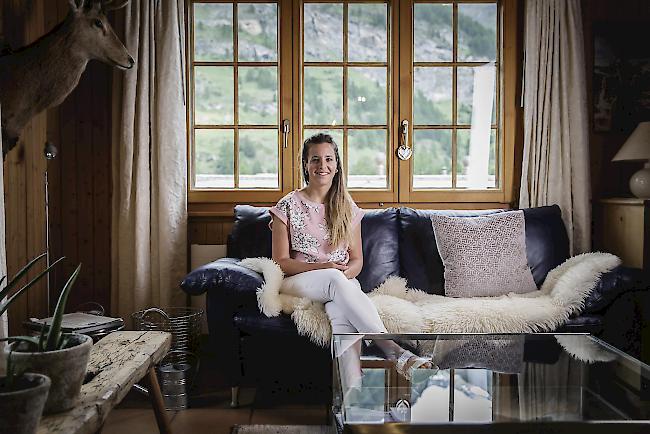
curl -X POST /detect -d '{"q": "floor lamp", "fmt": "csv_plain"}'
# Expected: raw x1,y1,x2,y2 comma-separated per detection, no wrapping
44,141,57,316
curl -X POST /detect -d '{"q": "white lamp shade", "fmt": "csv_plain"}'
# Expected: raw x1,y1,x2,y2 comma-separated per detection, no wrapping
612,121,650,162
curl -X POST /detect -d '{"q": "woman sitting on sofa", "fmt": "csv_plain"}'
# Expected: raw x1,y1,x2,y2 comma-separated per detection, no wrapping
269,132,432,388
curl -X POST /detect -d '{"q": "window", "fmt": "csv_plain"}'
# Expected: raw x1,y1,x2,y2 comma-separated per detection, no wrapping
187,0,519,206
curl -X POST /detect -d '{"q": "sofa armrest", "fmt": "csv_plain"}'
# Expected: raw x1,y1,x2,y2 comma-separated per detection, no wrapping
180,257,262,309
583,266,649,314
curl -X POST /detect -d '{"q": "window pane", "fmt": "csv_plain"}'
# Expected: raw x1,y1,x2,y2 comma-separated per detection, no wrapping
457,65,496,125
238,3,277,62
193,3,233,61
348,3,387,62
304,67,343,126
239,129,279,188
348,67,387,125
413,67,452,125
238,67,278,125
348,129,387,189
304,3,343,62
195,66,234,125
458,3,497,62
195,129,234,188
413,129,452,189
457,129,496,188
414,3,452,62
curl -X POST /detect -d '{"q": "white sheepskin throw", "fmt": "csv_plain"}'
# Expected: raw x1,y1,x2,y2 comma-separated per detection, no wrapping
239,253,621,347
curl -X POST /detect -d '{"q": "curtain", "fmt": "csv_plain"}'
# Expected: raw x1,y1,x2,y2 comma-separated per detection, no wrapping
520,0,591,254
0,103,7,341
518,354,583,420
111,0,187,320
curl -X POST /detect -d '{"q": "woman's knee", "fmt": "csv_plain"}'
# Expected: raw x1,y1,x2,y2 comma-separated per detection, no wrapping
319,269,349,295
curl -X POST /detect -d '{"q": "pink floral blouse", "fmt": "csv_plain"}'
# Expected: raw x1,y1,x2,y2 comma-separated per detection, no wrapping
269,190,364,265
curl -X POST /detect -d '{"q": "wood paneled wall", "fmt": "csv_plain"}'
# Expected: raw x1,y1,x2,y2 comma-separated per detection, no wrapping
582,0,650,199
2,0,112,333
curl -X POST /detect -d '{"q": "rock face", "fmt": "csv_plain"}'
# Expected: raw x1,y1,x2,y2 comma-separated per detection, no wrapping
6,334,92,413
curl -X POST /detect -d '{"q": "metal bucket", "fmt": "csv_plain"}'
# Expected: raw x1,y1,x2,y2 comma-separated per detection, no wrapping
156,350,199,410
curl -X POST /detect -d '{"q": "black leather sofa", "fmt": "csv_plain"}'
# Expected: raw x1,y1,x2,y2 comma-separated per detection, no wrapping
181,204,647,406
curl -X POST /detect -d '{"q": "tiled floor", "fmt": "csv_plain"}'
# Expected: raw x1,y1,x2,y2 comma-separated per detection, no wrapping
102,345,331,434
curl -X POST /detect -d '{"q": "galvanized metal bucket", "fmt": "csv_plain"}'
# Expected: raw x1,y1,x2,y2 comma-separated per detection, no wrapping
156,350,200,410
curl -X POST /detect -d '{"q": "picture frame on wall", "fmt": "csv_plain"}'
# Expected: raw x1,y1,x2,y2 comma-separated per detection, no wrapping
593,23,650,133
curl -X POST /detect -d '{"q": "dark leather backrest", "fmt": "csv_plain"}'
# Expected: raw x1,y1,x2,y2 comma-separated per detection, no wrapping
357,208,400,292
228,205,273,259
398,208,504,295
228,206,401,292
521,205,570,286
397,205,570,294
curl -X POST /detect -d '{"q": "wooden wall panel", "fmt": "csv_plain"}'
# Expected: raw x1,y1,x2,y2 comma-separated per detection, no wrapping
582,0,650,200
2,0,113,333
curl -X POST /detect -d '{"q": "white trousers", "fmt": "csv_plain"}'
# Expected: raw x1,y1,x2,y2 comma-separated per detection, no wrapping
281,269,388,335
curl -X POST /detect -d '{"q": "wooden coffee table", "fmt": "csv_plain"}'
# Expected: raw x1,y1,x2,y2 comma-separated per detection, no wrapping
38,330,172,434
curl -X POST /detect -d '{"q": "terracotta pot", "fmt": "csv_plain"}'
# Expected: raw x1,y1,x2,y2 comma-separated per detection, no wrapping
0,372,51,434
5,333,92,413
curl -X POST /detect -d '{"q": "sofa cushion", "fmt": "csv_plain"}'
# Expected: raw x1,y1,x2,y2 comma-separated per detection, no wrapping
228,205,273,259
431,211,537,297
234,312,300,337
398,208,504,295
357,208,400,292
521,205,570,286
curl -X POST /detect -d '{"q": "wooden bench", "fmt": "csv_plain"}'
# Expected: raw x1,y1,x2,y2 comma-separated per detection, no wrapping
38,330,172,434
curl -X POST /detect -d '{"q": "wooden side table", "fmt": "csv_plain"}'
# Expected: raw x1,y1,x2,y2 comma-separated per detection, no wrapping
596,198,649,274
38,330,172,434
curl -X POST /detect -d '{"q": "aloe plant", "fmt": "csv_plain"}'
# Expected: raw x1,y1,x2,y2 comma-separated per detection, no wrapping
0,253,65,317
2,264,82,352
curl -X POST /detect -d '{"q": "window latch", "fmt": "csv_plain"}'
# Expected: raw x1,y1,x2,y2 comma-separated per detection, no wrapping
282,119,290,149
397,119,412,160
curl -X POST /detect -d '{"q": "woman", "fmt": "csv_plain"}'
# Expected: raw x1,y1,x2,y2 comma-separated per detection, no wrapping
269,133,431,389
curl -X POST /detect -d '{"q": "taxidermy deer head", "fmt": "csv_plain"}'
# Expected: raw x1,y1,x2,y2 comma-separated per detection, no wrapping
0,0,134,159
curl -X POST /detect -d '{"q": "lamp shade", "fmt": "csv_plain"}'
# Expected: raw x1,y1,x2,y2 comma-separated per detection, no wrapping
612,121,650,162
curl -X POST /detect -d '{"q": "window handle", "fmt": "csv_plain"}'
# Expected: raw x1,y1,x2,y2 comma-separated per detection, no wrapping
282,119,290,149
397,119,412,160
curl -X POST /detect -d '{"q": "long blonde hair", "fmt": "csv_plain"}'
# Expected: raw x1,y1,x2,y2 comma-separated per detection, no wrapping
301,133,353,247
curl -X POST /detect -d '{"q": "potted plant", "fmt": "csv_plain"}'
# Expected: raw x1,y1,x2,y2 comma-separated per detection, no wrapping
0,356,51,434
3,263,90,414
0,253,62,434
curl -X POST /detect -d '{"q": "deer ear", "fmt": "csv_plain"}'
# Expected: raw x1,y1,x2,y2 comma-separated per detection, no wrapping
103,0,130,12
68,0,87,12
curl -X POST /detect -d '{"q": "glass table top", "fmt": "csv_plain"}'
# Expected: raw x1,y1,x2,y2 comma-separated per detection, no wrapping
332,334,650,431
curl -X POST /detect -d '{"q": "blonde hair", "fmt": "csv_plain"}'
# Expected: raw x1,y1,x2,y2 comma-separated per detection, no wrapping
301,133,353,247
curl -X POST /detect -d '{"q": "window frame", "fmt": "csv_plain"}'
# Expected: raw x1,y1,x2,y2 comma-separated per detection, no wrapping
186,0,521,208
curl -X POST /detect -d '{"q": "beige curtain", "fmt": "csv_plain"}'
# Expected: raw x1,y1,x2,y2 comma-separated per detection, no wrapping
520,0,591,254
111,0,187,320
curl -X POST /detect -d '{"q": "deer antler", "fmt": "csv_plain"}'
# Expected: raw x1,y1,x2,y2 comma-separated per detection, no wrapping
102,0,130,11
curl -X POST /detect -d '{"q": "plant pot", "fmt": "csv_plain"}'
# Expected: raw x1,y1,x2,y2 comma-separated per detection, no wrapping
0,372,51,434
5,333,92,413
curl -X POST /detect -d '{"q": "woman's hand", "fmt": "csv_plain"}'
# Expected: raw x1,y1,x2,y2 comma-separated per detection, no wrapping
323,261,348,272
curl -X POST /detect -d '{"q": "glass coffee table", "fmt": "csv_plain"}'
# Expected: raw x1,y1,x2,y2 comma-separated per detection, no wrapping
332,333,650,433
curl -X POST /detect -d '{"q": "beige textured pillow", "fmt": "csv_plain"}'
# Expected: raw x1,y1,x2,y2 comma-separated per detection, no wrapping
431,211,537,297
